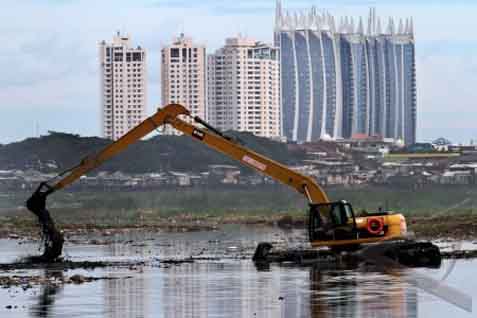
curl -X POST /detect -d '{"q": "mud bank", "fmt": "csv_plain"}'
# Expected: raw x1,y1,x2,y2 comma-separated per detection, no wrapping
0,274,131,290
1,213,477,243
0,260,146,271
406,215,477,240
441,249,477,259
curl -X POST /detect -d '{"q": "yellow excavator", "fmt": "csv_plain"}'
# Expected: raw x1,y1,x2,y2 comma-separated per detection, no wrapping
26,103,436,265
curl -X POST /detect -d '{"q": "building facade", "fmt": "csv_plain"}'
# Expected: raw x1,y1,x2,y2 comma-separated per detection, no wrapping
207,36,280,138
161,34,207,134
275,2,416,144
99,32,147,140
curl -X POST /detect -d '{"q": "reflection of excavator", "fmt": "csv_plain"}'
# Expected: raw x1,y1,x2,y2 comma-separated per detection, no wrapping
26,104,435,263
308,265,418,318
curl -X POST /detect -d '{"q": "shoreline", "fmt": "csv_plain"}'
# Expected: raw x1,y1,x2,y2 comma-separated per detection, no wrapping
1,213,476,241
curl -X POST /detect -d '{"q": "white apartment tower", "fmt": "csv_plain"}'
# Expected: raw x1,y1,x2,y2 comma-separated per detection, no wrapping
161,34,207,134
208,36,280,138
99,32,147,140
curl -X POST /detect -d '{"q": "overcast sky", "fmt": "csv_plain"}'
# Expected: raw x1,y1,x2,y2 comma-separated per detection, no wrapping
1,0,476,144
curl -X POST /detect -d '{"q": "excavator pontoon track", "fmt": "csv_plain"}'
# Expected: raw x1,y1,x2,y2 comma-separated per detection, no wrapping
252,240,442,269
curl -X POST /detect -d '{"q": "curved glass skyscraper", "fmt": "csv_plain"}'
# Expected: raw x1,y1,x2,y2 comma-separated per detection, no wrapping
275,2,416,144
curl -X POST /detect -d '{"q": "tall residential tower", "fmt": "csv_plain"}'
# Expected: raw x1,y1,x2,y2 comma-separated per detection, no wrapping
161,34,207,134
208,36,281,138
275,1,416,144
99,32,147,140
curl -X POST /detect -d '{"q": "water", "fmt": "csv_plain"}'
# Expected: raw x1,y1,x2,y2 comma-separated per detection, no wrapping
0,225,474,318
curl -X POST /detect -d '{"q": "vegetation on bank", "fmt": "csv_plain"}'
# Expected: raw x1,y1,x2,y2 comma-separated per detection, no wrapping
1,184,477,223
1,184,477,239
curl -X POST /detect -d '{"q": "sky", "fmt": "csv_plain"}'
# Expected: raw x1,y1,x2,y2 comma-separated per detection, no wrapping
1,0,477,144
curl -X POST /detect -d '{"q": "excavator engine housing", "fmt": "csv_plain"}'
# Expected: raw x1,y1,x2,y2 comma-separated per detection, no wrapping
309,201,407,248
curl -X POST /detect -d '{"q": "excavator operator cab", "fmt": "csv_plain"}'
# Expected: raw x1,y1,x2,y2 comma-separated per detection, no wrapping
308,200,358,242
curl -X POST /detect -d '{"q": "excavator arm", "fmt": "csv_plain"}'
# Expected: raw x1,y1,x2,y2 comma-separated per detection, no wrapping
28,104,189,198
24,104,184,260
26,103,330,261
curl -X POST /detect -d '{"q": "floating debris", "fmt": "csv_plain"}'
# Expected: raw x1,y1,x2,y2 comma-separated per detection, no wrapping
441,249,477,259
0,274,131,289
0,260,146,271
158,256,221,265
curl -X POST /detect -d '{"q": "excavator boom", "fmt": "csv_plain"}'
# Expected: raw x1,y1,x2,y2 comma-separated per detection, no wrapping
167,115,329,204
29,103,328,206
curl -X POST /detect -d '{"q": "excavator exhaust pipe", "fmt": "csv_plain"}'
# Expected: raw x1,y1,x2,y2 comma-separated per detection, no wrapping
26,183,64,262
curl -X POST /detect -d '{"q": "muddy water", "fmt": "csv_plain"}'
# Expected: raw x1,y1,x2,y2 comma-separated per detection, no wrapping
0,225,475,318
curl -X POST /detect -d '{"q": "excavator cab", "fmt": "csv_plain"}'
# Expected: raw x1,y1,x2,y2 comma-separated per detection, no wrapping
308,201,358,243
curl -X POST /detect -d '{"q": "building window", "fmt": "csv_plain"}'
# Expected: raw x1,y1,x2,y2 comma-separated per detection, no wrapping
132,52,142,61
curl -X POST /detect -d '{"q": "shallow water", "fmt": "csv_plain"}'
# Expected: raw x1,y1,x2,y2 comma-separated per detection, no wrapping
0,225,474,318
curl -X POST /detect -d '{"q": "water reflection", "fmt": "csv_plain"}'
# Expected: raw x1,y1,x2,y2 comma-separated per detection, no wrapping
158,262,286,318
0,227,450,318
30,270,64,317
158,264,419,317
309,267,418,318
104,271,151,318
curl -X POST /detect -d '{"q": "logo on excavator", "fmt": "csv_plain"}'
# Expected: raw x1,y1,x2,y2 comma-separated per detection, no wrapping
242,155,267,171
192,129,205,140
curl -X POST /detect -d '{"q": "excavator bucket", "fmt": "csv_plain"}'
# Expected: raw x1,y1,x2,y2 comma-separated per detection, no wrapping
26,184,64,262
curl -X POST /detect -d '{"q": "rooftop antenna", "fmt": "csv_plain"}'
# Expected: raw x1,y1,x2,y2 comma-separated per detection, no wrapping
367,8,372,35
180,22,185,38
373,7,377,34
275,0,283,30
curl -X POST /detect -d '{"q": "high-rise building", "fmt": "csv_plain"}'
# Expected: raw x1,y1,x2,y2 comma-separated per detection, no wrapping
161,34,207,134
275,1,416,144
208,36,280,138
99,32,147,141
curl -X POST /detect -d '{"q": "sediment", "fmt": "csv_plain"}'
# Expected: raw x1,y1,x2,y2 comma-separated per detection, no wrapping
0,260,145,271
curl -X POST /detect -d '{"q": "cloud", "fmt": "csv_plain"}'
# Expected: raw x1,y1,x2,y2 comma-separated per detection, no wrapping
417,50,477,142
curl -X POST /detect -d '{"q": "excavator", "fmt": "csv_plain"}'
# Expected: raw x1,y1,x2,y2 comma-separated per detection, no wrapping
26,103,441,266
